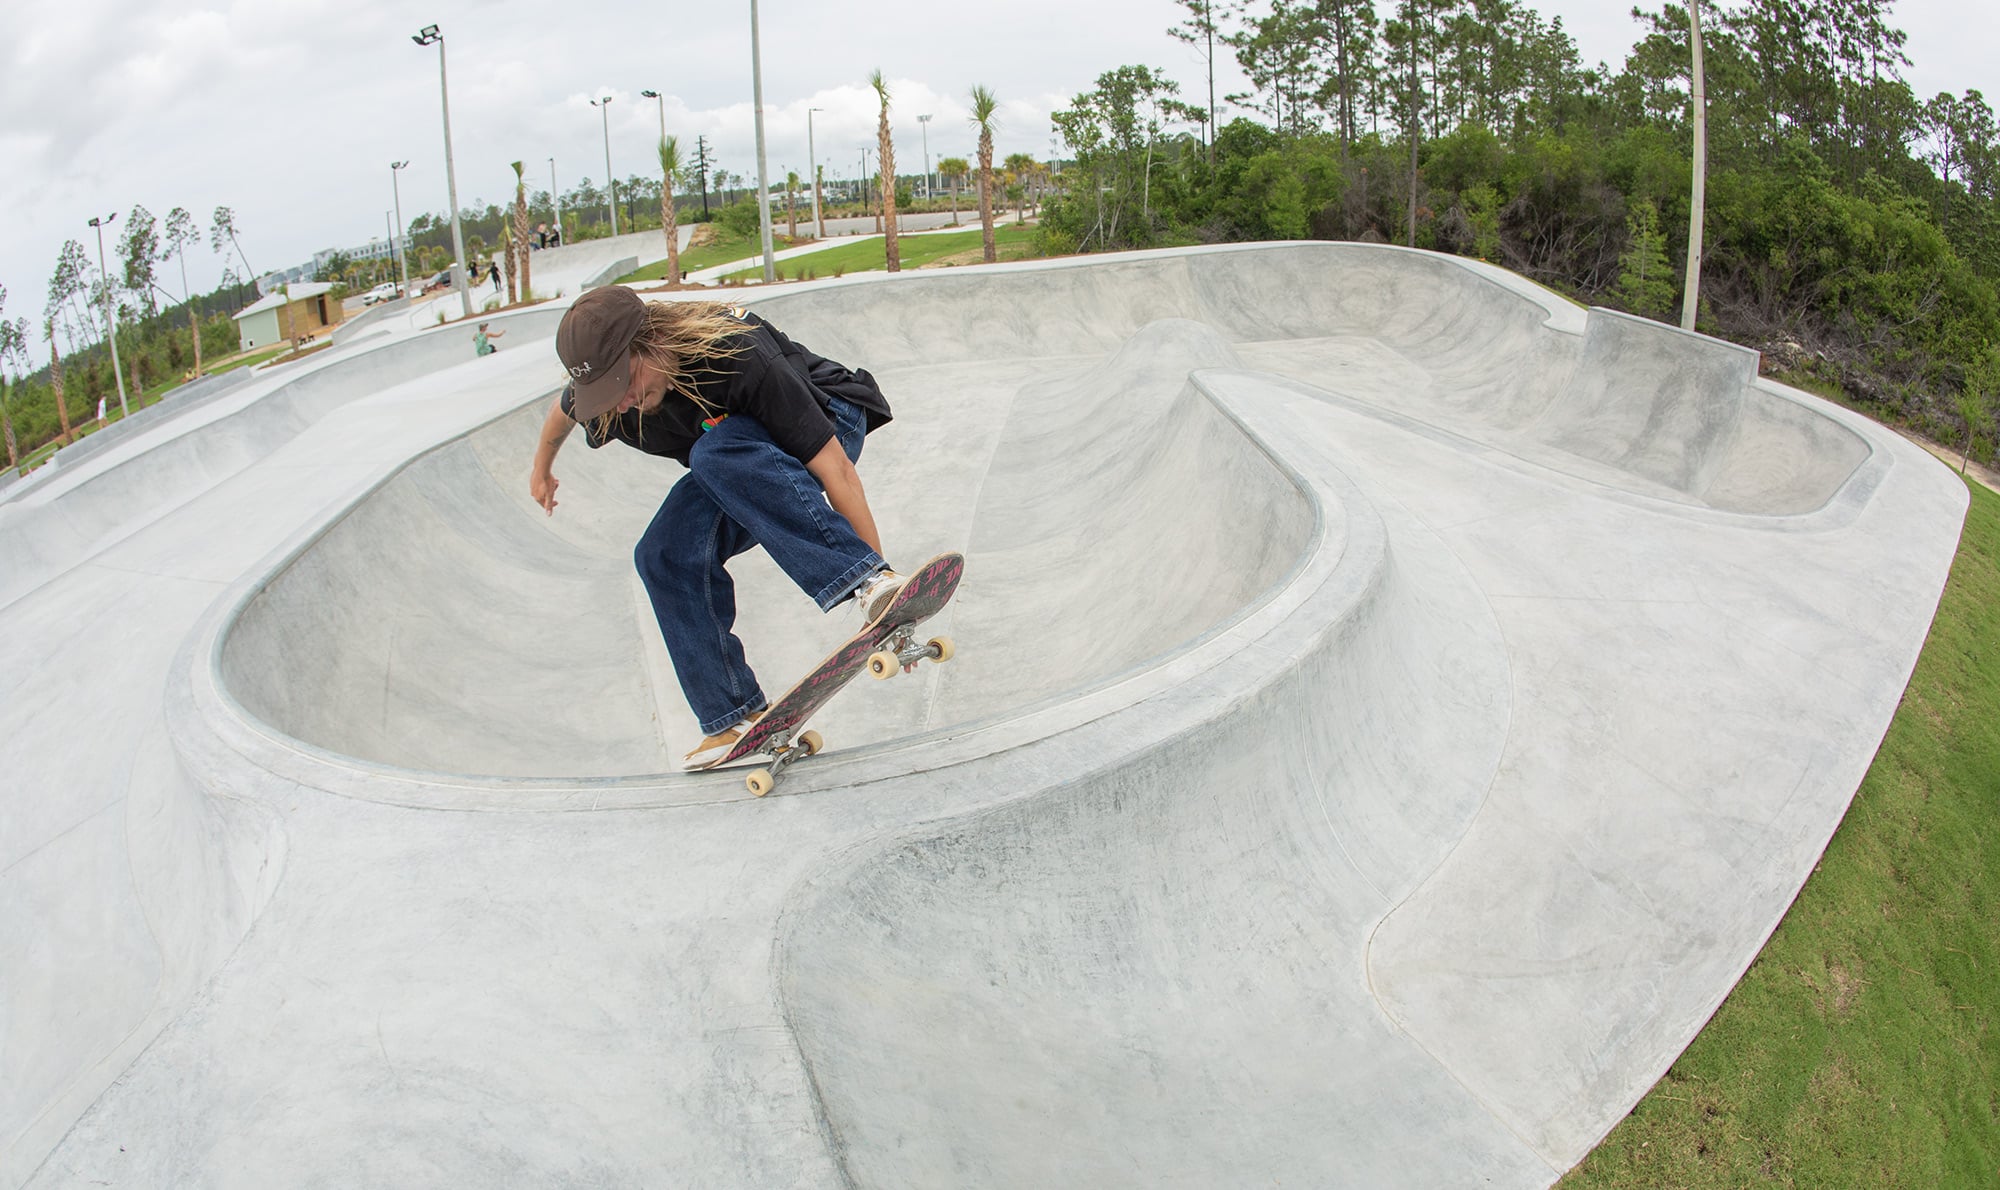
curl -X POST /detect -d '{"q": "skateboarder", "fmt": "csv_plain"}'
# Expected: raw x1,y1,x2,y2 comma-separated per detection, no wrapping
529,285,900,769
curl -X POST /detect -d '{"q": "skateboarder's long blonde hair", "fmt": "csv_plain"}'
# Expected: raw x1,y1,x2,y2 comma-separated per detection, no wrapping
592,301,749,434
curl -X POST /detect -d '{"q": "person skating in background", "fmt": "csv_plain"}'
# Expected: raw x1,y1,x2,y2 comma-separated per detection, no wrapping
474,322,505,357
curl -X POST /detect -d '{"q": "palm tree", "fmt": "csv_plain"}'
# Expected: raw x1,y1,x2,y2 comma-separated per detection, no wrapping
969,85,1000,263
512,161,532,304
871,70,901,274
658,136,684,285
1003,153,1037,223
785,170,800,240
938,158,969,225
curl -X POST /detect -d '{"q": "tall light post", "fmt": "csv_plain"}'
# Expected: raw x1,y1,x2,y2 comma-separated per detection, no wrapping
917,113,932,201
591,95,619,237
749,0,776,283
807,106,825,237
640,89,666,143
411,24,471,319
548,157,563,245
389,159,411,296
86,213,129,417
859,147,871,219
1681,0,1708,332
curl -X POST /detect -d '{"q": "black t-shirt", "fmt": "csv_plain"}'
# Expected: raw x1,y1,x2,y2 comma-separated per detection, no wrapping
560,308,892,467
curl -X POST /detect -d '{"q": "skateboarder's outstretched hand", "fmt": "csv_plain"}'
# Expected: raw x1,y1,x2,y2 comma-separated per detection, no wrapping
530,396,571,516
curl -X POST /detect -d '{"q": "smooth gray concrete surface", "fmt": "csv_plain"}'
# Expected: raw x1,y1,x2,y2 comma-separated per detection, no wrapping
0,243,1967,1188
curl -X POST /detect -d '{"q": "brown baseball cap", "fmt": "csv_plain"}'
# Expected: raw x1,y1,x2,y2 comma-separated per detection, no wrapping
557,285,646,419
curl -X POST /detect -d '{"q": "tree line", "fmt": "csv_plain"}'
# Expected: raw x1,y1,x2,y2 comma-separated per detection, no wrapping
1040,0,1999,453
0,206,267,468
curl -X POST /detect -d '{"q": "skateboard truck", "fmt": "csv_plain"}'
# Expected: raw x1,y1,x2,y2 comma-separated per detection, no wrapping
866,628,956,679
715,552,966,797
744,730,823,797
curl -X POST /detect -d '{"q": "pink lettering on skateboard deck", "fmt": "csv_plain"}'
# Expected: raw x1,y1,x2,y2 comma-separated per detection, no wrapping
711,552,965,777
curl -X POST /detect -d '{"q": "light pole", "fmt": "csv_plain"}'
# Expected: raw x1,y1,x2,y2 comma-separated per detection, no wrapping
807,106,825,237
411,24,471,319
859,147,871,219
1681,0,1708,332
549,157,562,245
917,113,932,201
389,159,411,296
640,89,666,143
641,90,670,247
592,95,619,237
749,0,776,283
86,213,129,417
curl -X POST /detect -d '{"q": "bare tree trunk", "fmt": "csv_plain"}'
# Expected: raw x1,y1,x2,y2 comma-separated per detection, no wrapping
663,198,681,285
189,306,203,377
515,190,533,303
877,88,900,272
979,133,996,263
51,341,72,446
3,390,17,470
504,225,519,305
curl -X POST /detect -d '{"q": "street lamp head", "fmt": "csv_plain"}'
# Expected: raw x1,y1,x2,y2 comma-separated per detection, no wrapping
592,95,613,107
87,213,116,228
392,160,409,170
641,89,659,99
412,24,440,45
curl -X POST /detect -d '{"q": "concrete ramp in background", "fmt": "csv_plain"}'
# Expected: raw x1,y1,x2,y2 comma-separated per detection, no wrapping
0,243,1968,1188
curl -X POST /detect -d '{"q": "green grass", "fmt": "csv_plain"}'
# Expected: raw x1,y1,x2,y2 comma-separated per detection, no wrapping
618,229,806,283
1563,476,2000,1188
722,223,1041,282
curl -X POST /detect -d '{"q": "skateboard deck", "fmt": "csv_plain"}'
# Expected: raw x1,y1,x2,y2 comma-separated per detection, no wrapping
710,551,965,794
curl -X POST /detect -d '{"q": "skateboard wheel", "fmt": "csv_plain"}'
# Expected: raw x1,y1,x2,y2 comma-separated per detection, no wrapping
799,730,824,755
867,651,898,680
927,635,955,664
746,769,775,797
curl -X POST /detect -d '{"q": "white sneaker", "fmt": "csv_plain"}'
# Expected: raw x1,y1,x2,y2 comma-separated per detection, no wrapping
852,568,907,626
681,711,765,772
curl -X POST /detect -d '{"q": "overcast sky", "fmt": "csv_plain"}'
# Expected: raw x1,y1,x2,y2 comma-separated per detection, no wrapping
2,0,1990,346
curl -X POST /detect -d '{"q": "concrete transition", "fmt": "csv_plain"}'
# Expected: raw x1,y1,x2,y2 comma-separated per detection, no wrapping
0,243,1967,1188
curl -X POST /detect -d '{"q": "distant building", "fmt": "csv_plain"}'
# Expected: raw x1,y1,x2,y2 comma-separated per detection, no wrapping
232,282,345,351
314,236,410,274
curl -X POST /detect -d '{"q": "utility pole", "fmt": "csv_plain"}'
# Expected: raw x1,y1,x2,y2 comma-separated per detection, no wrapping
411,24,471,320
549,157,563,244
86,213,129,417
390,160,411,295
592,95,619,237
749,0,776,282
1681,0,1708,332
808,106,825,237
917,113,932,200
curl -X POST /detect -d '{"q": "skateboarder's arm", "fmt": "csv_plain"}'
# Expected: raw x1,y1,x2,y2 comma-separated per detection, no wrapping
805,437,883,557
529,396,573,515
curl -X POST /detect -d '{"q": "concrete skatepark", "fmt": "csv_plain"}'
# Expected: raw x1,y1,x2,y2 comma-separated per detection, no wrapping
0,242,1968,1186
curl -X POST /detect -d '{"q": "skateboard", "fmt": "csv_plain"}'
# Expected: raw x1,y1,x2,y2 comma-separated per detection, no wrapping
709,551,965,796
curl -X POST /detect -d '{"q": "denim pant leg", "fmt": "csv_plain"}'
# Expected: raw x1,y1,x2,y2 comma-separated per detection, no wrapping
634,398,881,736
634,478,769,736
686,398,882,611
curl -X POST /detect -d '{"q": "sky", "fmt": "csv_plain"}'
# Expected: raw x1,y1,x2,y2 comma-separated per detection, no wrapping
1,0,1991,349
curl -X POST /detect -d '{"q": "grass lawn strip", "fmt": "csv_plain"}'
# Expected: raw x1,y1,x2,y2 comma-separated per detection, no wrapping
721,224,1040,282
1562,477,2000,1187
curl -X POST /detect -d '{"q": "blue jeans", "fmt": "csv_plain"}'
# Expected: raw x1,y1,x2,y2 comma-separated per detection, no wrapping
635,396,883,735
